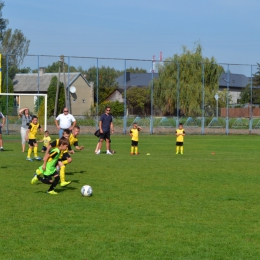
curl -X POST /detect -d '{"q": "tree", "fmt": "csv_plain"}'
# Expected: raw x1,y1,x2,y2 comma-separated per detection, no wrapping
85,66,120,103
0,74,15,115
0,1,8,40
154,44,224,116
45,76,65,117
126,87,150,115
1,28,30,67
240,63,260,104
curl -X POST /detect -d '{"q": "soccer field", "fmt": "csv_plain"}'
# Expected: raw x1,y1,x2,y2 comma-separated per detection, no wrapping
1,134,260,259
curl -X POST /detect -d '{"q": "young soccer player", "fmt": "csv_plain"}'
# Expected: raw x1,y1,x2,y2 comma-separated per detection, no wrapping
38,130,51,152
175,123,185,154
25,116,42,161
129,123,142,155
47,129,71,187
31,137,69,195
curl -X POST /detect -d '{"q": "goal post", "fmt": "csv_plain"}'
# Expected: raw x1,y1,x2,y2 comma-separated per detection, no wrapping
0,93,48,132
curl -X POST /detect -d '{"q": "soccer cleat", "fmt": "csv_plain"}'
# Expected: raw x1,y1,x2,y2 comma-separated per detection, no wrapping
34,156,42,161
130,153,134,155
180,152,183,155
106,151,112,155
95,150,100,155
31,174,38,184
135,153,139,155
26,157,33,162
0,147,4,151
60,181,71,187
47,190,58,195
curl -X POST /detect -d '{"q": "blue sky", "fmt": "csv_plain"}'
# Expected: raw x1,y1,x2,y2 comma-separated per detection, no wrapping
3,0,260,74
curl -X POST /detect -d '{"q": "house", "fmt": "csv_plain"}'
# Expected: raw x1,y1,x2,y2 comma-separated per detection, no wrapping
116,72,158,91
116,72,252,105
219,73,251,104
13,68,94,116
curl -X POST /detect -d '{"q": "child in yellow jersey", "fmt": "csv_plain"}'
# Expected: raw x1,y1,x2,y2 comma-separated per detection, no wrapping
38,130,51,152
25,116,42,161
129,123,142,155
175,123,185,154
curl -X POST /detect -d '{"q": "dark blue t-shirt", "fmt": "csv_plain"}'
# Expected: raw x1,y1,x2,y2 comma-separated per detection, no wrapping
100,113,113,132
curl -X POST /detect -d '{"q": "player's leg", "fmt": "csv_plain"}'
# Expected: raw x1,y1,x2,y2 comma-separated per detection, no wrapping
33,141,41,160
47,173,60,195
180,143,184,154
59,153,72,186
96,137,104,154
0,133,3,150
134,142,139,155
27,141,34,161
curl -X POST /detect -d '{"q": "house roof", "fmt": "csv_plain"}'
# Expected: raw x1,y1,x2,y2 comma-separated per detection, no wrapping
13,72,89,92
116,72,159,90
219,73,250,88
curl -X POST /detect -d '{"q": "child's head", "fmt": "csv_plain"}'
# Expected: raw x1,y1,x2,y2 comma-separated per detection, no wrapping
72,126,80,136
58,137,69,150
44,130,49,137
31,116,38,124
178,123,183,129
62,129,71,139
133,123,138,128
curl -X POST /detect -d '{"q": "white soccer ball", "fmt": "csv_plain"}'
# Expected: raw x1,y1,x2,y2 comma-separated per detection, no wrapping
81,185,93,197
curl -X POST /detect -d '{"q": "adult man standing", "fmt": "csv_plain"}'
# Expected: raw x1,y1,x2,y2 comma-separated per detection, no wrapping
55,108,76,137
96,107,114,155
0,111,6,151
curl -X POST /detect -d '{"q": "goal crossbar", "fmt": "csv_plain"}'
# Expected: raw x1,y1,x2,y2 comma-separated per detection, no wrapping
0,93,47,131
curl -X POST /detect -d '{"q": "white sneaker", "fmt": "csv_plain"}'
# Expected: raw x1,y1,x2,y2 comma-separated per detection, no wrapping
106,151,112,155
96,150,100,155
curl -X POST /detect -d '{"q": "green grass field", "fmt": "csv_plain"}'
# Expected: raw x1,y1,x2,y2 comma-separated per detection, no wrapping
1,134,260,260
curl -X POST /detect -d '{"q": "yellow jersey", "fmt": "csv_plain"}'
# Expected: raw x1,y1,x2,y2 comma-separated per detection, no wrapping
28,123,41,139
130,128,140,142
176,129,185,142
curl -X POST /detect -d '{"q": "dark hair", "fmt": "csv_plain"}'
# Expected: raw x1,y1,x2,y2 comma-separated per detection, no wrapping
31,115,38,120
179,123,183,126
63,129,71,135
44,130,49,134
59,137,69,146
73,125,80,130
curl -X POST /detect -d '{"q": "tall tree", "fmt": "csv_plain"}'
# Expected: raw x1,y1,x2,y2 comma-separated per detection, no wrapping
154,44,224,116
85,66,120,103
0,1,8,40
240,63,260,104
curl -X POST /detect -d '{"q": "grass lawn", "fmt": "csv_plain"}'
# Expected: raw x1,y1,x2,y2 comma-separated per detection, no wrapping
1,134,260,259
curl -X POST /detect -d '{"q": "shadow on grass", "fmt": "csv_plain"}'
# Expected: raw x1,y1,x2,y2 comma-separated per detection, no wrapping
66,170,87,175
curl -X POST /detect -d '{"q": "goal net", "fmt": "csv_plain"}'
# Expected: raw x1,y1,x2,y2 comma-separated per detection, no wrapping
0,93,47,135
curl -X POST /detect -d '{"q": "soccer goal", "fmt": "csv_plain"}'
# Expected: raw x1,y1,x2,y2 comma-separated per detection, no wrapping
0,93,47,134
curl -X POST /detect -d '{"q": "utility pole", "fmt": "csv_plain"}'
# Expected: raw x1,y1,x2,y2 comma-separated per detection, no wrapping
54,57,61,117
61,55,67,108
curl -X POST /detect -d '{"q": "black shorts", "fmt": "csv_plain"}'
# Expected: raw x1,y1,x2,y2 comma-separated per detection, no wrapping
176,142,184,146
131,140,138,146
0,126,2,134
59,152,71,161
100,131,111,141
28,139,37,146
42,146,47,151
44,171,59,180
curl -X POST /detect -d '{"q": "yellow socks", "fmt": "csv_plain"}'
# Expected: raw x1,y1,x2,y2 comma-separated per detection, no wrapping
60,166,66,183
135,147,138,154
34,146,38,157
27,147,32,158
131,146,134,154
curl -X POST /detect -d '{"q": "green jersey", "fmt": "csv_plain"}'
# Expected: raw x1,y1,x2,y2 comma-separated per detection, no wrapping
38,147,60,176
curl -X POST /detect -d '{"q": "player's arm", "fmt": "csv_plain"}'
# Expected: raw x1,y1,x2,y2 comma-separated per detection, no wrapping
99,120,103,133
110,122,114,134
45,140,56,156
129,130,133,137
2,116,5,127
71,119,77,129
55,118,60,129
137,125,142,131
